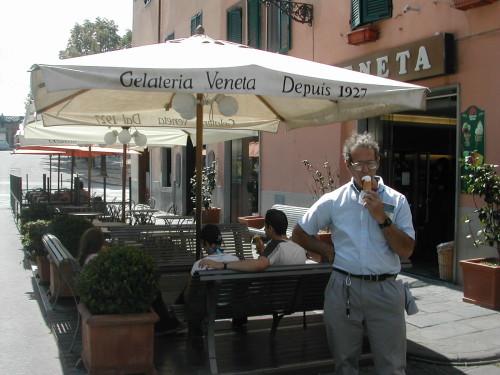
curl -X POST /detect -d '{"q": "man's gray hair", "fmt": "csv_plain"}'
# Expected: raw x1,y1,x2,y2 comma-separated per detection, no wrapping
342,132,380,161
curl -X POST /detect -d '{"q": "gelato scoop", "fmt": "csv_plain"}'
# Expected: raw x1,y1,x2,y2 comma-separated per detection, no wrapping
362,176,372,191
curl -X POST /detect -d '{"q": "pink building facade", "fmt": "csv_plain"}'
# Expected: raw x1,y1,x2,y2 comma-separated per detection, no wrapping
131,0,500,282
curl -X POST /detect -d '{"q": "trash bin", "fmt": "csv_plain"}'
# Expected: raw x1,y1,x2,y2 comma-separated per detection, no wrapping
436,241,454,281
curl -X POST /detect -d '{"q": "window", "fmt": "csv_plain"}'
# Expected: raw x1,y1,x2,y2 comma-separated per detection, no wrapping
190,12,203,35
351,0,392,30
267,3,291,53
247,0,261,48
161,148,172,188
227,8,243,43
165,32,175,42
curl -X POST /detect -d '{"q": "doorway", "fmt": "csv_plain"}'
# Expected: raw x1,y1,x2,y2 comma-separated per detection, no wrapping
380,90,457,278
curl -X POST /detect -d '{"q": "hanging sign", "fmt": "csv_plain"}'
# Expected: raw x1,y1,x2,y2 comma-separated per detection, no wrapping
460,105,485,193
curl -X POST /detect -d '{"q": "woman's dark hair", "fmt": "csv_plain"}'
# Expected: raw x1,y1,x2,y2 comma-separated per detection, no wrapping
200,224,223,246
77,227,105,266
265,209,288,236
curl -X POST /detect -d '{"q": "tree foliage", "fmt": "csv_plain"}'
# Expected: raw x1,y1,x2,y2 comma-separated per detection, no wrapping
59,17,131,59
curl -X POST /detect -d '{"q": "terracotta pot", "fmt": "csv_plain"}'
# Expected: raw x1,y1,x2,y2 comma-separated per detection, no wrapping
78,303,159,375
36,255,51,283
347,26,378,46
48,256,79,300
238,216,265,229
453,0,497,10
460,257,500,310
200,207,221,224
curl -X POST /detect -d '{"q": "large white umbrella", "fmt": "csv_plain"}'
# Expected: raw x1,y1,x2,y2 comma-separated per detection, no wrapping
30,28,427,258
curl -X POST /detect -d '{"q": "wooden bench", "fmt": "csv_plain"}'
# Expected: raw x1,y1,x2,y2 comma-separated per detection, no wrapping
248,204,308,238
107,223,253,271
42,233,81,307
170,264,332,375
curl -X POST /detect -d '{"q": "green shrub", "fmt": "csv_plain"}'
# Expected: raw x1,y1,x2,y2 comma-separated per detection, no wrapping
19,204,55,233
47,215,93,257
77,246,160,315
22,220,51,257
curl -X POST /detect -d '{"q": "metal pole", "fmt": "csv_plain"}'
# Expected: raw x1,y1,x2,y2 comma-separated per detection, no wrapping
195,93,203,260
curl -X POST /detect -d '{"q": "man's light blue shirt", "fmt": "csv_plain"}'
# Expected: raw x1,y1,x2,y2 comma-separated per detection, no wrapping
298,176,415,275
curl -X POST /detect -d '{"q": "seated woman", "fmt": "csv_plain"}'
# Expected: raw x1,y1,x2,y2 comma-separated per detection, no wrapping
76,227,106,267
154,224,241,337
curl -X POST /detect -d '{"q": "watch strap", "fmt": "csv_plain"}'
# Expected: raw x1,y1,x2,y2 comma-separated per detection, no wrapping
378,217,392,229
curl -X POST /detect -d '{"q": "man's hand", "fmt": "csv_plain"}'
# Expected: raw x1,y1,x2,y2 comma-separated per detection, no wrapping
199,259,223,270
362,190,386,224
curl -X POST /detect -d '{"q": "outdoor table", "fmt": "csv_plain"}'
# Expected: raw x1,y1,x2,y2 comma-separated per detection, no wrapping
127,208,159,225
69,211,104,221
154,214,194,225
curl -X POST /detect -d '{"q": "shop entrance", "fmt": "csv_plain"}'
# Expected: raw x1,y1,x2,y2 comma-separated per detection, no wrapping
380,92,457,278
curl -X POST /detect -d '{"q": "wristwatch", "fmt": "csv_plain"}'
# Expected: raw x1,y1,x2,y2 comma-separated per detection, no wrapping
223,262,228,270
378,217,392,229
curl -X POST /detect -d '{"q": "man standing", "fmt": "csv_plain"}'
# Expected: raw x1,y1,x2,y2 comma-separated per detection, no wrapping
292,132,415,375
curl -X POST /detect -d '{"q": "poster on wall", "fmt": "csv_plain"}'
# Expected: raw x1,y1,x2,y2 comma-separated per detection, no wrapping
460,105,485,193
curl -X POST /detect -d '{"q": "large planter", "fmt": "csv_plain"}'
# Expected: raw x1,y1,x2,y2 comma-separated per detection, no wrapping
238,216,265,229
48,255,78,300
36,255,51,284
199,207,221,224
460,257,500,310
78,303,159,375
453,0,497,10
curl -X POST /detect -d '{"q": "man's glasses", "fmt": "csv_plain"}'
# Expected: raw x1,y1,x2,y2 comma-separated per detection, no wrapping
349,160,378,171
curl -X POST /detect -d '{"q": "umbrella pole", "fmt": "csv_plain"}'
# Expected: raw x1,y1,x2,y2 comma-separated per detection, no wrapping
88,145,92,206
57,155,61,191
195,94,203,260
71,151,75,203
121,143,127,223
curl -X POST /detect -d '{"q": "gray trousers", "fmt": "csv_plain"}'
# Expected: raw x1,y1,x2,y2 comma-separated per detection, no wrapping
324,270,406,375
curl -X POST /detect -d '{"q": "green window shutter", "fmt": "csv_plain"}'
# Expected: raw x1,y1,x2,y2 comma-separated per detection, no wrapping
278,9,291,53
227,8,243,43
351,0,392,29
190,12,203,35
351,0,362,29
165,32,175,42
247,0,261,48
363,0,392,24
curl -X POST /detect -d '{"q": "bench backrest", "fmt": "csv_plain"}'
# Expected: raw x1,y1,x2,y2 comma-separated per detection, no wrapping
181,264,331,321
107,223,253,268
270,204,309,237
42,233,79,270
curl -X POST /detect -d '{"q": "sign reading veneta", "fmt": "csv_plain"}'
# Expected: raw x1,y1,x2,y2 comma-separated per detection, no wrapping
461,105,485,193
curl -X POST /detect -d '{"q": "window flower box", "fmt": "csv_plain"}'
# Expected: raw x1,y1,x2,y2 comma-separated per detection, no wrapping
347,26,378,46
453,0,498,10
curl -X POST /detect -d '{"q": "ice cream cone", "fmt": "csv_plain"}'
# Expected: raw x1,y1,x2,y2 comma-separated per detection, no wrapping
362,176,372,191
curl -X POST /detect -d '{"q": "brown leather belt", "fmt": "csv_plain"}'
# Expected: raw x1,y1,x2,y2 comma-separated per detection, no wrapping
333,267,397,282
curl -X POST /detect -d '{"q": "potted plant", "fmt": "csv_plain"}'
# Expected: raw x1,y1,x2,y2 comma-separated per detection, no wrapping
190,159,221,223
302,160,340,261
22,219,51,283
460,156,500,310
76,245,160,374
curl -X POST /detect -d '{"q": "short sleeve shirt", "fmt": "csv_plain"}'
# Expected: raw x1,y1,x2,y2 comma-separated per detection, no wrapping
264,240,307,266
298,177,414,275
190,252,240,275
